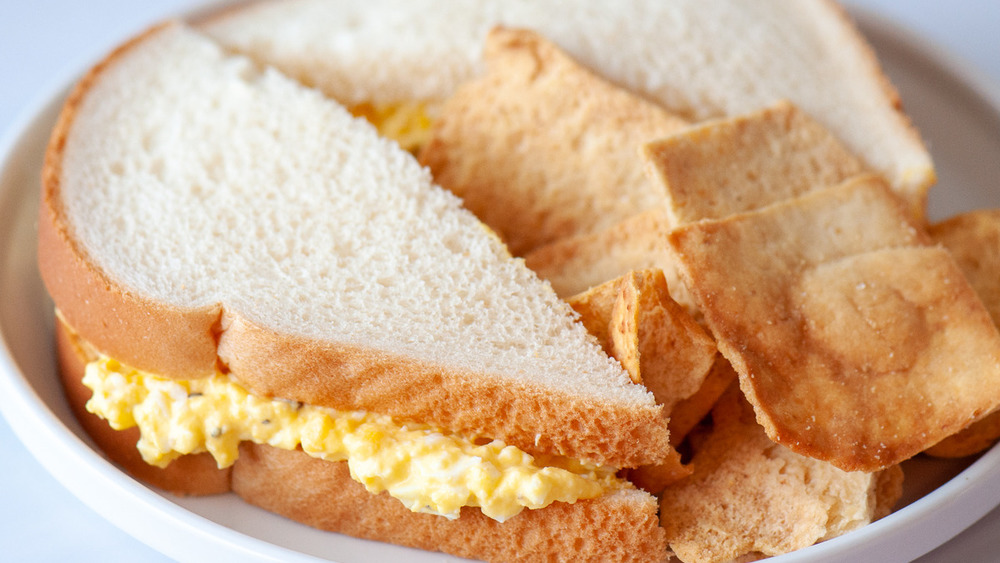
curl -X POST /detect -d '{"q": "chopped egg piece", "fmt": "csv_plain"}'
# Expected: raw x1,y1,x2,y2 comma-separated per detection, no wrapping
82,356,621,522
349,100,437,153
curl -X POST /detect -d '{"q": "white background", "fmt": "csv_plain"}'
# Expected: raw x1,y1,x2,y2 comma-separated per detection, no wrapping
1,1,999,561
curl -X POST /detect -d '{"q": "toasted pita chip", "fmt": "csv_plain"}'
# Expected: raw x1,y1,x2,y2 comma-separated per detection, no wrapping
627,449,693,497
668,355,738,447
642,100,866,226
623,272,717,414
924,414,1000,458
525,208,701,317
666,176,1000,471
632,357,739,494
659,385,901,563
419,27,689,254
568,270,716,412
569,270,718,492
930,209,1000,325
874,464,905,520
925,210,1000,457
609,279,643,384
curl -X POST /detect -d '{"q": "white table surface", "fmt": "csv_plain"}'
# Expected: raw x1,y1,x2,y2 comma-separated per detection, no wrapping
2,1,999,561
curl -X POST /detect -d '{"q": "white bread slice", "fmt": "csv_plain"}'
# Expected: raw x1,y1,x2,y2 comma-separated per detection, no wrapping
232,444,666,563
38,21,671,475
199,0,934,216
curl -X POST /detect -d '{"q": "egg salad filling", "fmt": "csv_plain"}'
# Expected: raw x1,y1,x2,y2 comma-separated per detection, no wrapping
82,355,623,522
349,100,437,154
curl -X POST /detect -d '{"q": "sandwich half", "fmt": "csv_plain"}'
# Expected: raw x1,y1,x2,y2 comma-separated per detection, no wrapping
39,22,670,562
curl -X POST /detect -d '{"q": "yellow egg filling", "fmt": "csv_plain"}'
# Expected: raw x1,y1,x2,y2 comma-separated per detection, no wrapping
349,100,437,154
82,356,622,522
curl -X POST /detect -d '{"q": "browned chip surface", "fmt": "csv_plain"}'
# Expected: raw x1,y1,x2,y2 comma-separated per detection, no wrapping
926,209,1000,457
924,414,1000,458
930,209,1000,325
609,286,643,384
660,386,892,563
568,270,716,413
621,271,716,414
642,100,866,226
524,208,700,317
667,176,1000,471
668,355,738,446
569,269,719,492
419,27,689,255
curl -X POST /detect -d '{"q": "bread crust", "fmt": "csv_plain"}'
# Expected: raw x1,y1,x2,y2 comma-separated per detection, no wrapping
219,313,670,469
38,22,672,470
57,316,668,562
232,443,668,563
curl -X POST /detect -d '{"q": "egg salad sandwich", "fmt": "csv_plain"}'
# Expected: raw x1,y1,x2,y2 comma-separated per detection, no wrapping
39,21,673,562
39,1,945,561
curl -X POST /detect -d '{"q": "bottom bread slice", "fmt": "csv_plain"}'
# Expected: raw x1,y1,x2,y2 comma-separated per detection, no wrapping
55,318,667,562
235,443,666,562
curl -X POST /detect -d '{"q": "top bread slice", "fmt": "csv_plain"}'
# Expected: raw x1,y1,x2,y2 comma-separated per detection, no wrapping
37,22,670,469
199,0,934,216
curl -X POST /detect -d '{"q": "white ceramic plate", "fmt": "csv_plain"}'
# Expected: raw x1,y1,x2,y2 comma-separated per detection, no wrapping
2,9,1000,563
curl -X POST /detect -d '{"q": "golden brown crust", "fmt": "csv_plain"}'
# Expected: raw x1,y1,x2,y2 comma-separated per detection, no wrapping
56,318,232,495
39,22,672,470
215,313,672,468
232,443,668,563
